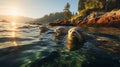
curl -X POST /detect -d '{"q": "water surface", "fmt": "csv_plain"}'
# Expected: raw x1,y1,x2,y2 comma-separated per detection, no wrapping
0,22,120,67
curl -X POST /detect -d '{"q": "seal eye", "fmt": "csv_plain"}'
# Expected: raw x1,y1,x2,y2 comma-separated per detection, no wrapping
76,29,80,33
68,29,72,33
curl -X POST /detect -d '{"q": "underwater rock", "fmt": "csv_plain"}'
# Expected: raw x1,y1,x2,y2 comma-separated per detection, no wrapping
29,51,60,67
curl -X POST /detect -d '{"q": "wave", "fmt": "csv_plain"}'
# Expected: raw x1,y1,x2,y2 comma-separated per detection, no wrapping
0,37,34,43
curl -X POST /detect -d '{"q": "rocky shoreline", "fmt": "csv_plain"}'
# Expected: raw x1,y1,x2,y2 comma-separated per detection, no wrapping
48,10,120,28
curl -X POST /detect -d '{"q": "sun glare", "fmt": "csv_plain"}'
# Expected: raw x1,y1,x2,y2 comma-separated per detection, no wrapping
11,22,16,30
11,21,18,47
9,8,21,16
12,21,16,26
12,31,18,47
10,10,19,16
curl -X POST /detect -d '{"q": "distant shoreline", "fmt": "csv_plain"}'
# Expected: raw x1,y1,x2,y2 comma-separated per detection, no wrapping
0,20,10,23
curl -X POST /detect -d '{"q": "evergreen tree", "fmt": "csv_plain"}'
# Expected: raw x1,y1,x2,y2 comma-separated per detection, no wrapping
63,2,72,20
78,0,86,12
35,12,64,24
105,0,116,11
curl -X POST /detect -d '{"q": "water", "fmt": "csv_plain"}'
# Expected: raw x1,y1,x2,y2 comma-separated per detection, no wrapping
0,22,120,67
0,22,39,48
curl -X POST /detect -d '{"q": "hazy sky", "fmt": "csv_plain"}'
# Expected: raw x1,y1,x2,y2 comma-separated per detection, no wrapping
0,0,78,18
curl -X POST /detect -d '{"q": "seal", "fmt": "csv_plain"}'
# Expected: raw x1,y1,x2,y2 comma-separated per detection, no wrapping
54,26,69,44
54,26,68,36
39,25,49,34
67,27,85,51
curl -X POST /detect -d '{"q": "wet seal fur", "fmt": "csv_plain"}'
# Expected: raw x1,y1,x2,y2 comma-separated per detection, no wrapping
54,26,68,36
39,25,49,33
67,27,85,51
54,26,68,44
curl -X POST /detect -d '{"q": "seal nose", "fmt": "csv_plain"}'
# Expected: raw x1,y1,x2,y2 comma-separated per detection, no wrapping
72,31,76,34
71,31,76,36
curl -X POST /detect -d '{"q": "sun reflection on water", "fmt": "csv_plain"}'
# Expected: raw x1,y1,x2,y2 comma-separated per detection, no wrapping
11,22,18,47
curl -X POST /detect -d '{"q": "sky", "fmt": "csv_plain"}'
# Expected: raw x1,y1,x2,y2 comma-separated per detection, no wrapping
0,0,78,18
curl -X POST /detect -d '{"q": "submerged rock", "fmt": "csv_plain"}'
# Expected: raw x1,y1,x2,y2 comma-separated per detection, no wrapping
28,51,60,67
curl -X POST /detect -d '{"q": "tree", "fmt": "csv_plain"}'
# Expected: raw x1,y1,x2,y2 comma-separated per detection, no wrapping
35,12,64,24
78,0,86,12
85,0,104,9
63,2,72,20
105,0,116,11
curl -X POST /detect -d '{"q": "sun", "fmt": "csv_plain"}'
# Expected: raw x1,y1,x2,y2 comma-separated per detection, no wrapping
9,8,21,16
10,10,19,16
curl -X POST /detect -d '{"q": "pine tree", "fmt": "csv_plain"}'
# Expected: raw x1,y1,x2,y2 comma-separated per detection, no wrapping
63,2,72,20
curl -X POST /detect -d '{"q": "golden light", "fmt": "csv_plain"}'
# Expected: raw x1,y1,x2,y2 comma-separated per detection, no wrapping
9,8,22,22
11,22,16,26
9,8,21,16
11,10,18,16
11,22,17,30
13,41,17,46
11,21,18,47
12,31,18,46
12,30,16,37
12,29,18,47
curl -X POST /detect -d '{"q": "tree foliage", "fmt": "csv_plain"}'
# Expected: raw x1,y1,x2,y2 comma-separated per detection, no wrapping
85,0,104,9
35,12,64,24
78,0,120,12
63,2,72,20
78,0,86,12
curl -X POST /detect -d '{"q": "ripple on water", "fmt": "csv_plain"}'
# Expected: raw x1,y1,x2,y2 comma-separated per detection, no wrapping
0,24,120,67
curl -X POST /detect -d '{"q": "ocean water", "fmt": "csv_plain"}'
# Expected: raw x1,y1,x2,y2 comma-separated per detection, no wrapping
0,22,120,67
